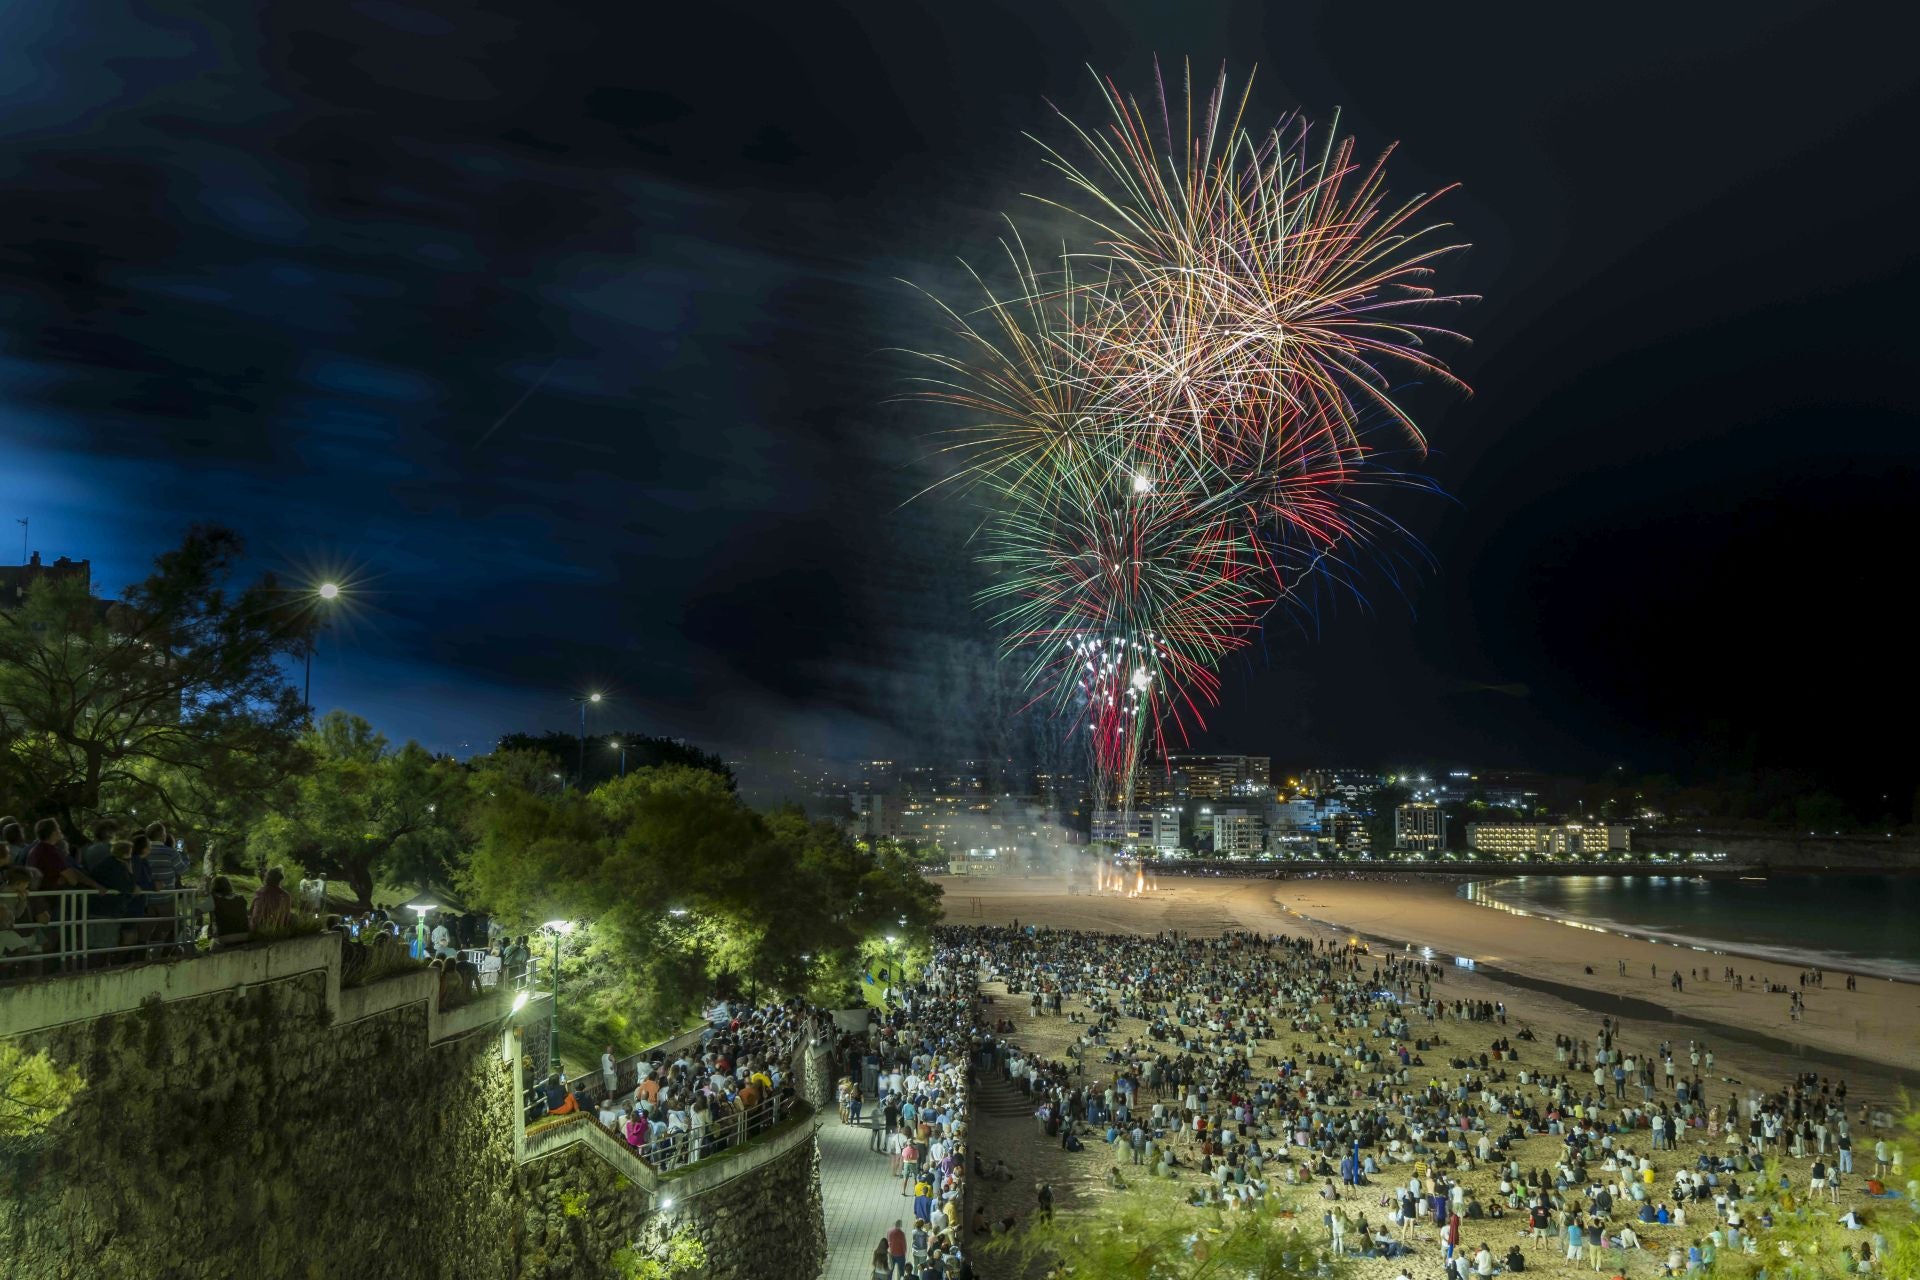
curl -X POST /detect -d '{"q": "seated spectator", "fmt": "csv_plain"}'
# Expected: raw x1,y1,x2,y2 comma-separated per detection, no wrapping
210,877,250,939
248,867,293,931
1,867,41,958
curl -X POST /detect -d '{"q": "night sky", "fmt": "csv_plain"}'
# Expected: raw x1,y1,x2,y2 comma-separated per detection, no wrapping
2,2,1915,809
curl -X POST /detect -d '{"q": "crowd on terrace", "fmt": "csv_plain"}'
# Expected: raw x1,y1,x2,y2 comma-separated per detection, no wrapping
937,922,1908,1278
528,997,821,1171
0,812,536,1013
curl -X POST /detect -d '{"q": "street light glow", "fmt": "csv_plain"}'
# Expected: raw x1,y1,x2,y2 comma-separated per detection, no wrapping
544,919,575,934
511,992,530,1014
317,582,341,600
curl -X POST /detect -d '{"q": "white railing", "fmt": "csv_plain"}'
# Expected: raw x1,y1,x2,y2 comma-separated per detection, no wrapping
0,887,207,974
529,1091,798,1173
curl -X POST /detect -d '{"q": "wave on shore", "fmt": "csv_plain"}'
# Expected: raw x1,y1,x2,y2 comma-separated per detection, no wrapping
1461,878,1920,985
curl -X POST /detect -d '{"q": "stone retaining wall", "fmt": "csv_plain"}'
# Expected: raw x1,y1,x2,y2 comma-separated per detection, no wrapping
0,934,827,1280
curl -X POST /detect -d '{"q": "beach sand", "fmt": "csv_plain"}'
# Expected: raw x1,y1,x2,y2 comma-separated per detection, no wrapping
938,873,1919,1088
941,872,1916,1280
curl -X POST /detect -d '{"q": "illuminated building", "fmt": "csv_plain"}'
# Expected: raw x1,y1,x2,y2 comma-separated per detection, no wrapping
1467,822,1631,857
1393,802,1447,852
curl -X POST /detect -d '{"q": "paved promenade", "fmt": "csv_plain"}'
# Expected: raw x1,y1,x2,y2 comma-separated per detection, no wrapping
817,1113,905,1280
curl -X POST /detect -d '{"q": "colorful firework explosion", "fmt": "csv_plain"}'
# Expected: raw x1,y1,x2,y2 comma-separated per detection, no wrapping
913,60,1474,825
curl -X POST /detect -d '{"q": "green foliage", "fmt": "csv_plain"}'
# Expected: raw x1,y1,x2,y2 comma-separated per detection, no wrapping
0,525,312,838
0,1043,86,1142
558,1189,588,1219
1704,1103,1918,1278
495,729,735,793
247,910,326,944
988,1179,1344,1279
458,766,942,1043
247,711,467,907
612,1224,708,1280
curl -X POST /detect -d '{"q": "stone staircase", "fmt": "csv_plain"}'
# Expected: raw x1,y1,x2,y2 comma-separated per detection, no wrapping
973,1072,1039,1119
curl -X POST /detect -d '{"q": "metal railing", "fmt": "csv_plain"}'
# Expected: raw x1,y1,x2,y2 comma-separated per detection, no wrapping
533,1091,796,1172
0,887,207,974
577,1010,826,1108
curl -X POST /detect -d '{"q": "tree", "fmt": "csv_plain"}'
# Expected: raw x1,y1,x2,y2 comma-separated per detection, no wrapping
248,711,466,908
459,763,942,1046
0,526,313,839
0,1044,84,1144
495,730,735,793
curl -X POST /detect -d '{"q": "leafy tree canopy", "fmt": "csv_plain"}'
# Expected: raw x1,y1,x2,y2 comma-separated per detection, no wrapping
495,730,734,793
0,525,313,840
461,766,940,1044
247,711,467,908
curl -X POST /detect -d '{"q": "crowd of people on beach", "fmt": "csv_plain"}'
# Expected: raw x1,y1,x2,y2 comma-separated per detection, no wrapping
938,921,1910,1279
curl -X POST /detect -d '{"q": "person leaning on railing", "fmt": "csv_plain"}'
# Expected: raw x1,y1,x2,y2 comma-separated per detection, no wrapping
1,867,41,961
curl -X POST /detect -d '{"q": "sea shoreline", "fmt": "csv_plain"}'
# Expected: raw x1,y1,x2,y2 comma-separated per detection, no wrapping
1457,875,1920,987
1274,900,1920,1094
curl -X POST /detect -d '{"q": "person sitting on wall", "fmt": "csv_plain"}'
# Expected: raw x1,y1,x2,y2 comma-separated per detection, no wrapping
248,867,294,931
209,877,251,941
543,1073,577,1116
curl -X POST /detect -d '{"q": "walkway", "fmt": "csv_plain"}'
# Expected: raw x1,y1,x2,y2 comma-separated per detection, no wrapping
817,1112,907,1280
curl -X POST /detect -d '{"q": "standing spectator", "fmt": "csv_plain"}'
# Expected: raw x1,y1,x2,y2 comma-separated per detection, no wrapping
248,867,293,931
83,839,144,954
886,1221,908,1279
81,820,120,866
430,915,454,958
26,818,99,892
128,835,157,892
3,821,29,866
601,1045,619,1097
146,823,188,889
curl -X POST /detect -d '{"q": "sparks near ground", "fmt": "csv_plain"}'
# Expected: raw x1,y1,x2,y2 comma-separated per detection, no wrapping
913,60,1476,825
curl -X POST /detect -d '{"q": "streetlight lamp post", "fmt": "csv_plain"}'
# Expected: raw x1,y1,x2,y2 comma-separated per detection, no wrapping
576,692,603,781
543,919,575,1072
305,582,341,723
610,740,626,778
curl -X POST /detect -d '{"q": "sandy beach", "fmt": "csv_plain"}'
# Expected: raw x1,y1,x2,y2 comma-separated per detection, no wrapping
938,872,1919,1092
940,872,1917,1280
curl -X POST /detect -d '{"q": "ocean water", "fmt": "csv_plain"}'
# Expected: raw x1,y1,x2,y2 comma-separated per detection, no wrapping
1462,874,1920,983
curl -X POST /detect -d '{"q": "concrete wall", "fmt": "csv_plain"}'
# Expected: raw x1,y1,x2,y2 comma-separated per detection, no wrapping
0,934,827,1280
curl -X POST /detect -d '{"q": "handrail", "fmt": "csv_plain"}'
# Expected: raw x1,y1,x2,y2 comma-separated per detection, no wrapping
1,887,205,974
531,1088,797,1174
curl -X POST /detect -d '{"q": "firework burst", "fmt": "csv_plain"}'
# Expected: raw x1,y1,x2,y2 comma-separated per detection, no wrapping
911,60,1474,828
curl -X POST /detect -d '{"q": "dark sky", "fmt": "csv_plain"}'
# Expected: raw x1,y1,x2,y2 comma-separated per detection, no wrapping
2,1,1915,810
